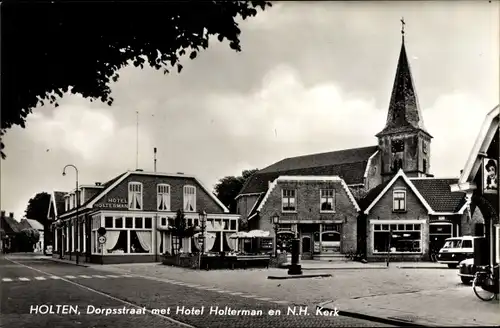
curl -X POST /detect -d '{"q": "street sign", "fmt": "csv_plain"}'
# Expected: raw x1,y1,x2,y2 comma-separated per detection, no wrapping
97,227,106,236
98,235,107,244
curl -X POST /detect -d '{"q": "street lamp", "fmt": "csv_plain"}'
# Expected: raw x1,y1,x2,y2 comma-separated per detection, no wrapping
198,210,207,255
63,164,79,265
272,213,280,257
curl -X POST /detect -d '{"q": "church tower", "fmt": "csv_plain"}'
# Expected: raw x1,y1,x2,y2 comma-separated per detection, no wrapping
377,19,433,183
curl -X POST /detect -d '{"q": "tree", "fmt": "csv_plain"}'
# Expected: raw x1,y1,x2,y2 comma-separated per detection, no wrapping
17,228,40,252
0,1,272,159
25,192,51,253
169,209,197,255
214,169,258,213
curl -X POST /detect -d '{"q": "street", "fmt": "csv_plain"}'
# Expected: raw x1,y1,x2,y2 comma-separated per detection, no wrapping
1,255,391,328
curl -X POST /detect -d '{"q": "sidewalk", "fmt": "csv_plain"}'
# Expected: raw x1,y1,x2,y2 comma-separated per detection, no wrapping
318,286,500,327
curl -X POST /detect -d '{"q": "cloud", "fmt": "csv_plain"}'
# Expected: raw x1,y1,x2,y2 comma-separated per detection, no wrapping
26,96,153,170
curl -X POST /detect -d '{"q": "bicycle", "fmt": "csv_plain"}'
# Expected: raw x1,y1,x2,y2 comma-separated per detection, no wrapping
429,249,438,262
472,264,499,301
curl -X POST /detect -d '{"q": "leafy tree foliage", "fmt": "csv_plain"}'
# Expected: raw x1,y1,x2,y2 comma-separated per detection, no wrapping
25,192,51,224
214,169,259,213
169,209,197,255
17,228,41,252
0,1,272,159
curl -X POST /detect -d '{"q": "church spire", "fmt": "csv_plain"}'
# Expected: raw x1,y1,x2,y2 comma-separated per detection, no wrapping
376,19,430,137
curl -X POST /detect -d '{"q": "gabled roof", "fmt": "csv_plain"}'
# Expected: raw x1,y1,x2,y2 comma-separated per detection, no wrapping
59,170,230,219
452,105,499,192
363,170,468,215
238,146,378,196
2,215,22,233
377,38,430,137
25,219,44,230
410,178,467,213
18,219,32,230
248,176,360,220
364,169,432,214
48,191,66,220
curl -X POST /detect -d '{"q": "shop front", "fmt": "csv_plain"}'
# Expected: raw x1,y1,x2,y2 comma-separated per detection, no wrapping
451,105,499,270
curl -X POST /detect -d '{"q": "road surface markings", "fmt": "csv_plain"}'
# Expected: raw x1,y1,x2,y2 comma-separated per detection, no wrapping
5,258,195,328
120,274,134,277
19,277,30,281
2,278,13,282
105,275,121,278
229,292,244,295
240,294,261,298
272,300,290,304
50,276,62,279
34,276,47,280
64,275,77,279
79,275,92,278
92,275,107,278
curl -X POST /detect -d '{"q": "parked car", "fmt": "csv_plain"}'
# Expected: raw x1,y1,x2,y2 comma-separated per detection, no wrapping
458,258,476,284
437,236,484,268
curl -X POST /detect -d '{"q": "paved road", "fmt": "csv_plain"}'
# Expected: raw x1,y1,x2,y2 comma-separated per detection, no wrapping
1,256,393,327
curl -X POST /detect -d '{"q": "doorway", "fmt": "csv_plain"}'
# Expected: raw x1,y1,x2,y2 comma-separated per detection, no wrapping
302,234,312,259
429,222,453,254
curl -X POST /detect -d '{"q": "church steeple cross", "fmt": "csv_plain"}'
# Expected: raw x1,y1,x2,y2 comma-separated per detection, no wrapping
401,17,405,42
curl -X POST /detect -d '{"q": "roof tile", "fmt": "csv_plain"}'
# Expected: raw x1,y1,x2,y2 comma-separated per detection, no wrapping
411,178,466,213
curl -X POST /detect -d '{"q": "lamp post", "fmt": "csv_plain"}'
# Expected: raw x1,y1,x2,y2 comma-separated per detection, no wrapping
272,213,280,257
198,210,207,255
63,164,79,265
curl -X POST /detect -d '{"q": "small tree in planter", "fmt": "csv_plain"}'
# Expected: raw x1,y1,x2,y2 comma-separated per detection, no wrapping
169,210,197,256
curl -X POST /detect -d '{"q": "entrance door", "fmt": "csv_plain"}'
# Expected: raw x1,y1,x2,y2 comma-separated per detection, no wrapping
429,222,453,253
302,234,312,259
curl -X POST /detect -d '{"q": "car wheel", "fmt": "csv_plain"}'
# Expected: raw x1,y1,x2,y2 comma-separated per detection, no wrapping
461,277,472,285
448,264,457,269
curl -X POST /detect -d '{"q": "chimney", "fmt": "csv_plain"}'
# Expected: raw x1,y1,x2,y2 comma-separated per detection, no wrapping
95,182,102,186
9,212,14,218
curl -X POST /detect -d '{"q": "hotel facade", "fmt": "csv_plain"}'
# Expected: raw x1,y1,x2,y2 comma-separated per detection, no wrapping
49,170,240,264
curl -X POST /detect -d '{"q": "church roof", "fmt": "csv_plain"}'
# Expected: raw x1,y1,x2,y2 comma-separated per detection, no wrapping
238,146,378,196
377,37,430,137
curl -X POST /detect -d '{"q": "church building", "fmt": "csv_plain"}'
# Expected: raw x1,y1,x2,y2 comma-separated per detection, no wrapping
236,23,470,261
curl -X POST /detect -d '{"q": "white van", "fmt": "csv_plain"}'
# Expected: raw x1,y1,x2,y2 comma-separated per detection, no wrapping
437,236,484,268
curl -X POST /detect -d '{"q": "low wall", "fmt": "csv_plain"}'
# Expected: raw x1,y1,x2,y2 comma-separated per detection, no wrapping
269,253,288,268
162,254,199,269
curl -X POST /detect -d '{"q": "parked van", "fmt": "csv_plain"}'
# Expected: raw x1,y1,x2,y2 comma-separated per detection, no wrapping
437,236,484,268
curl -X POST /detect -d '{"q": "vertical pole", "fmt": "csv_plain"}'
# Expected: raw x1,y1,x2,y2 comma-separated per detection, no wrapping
154,147,157,173
136,111,139,170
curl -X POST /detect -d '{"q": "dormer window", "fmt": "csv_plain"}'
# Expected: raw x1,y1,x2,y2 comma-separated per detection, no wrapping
157,184,171,211
183,185,196,212
128,182,143,210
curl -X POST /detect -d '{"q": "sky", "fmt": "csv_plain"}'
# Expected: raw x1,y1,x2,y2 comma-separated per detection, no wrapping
1,1,499,220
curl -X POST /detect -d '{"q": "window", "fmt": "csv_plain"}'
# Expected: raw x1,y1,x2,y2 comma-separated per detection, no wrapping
393,190,406,212
128,182,143,210
161,217,167,226
183,185,196,212
230,220,236,230
423,159,427,173
135,217,143,229
105,217,113,228
320,189,335,212
144,217,152,229
373,223,422,253
125,217,133,228
115,217,123,228
461,240,472,248
157,184,170,211
282,189,296,212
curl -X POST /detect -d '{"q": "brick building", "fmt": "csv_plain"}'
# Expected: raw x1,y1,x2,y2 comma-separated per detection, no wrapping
236,26,470,261
50,170,239,264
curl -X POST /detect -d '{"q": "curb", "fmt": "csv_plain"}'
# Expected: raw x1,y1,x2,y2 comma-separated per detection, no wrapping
268,274,332,280
315,304,430,327
44,257,89,267
396,266,448,269
279,266,388,270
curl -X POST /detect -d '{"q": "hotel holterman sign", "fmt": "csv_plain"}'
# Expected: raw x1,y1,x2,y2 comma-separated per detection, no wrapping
94,198,128,209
